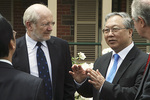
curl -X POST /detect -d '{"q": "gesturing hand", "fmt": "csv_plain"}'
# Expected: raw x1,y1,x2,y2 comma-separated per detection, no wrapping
69,64,88,83
86,69,105,90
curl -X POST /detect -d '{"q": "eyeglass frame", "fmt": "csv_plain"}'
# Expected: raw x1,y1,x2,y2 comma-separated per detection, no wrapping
102,27,129,34
40,21,55,27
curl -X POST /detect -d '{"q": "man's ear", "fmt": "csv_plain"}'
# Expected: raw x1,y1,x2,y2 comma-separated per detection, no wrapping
128,28,133,37
26,21,34,31
9,39,15,50
138,17,146,27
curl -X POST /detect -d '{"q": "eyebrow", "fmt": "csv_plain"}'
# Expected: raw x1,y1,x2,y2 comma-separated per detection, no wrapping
105,25,122,28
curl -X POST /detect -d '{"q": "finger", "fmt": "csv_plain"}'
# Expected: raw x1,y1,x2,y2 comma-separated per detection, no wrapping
86,68,92,72
69,71,77,78
88,79,102,90
78,65,83,70
69,71,74,75
87,72,97,81
88,69,98,78
96,69,101,75
88,79,98,87
72,65,79,72
88,79,95,84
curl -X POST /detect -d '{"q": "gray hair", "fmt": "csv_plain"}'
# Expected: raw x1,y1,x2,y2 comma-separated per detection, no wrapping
131,0,150,26
105,12,134,31
23,4,47,27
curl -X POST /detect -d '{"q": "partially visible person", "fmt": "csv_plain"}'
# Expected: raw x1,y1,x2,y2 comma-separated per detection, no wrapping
131,0,150,40
131,0,150,99
69,12,148,100
0,14,46,100
12,3,75,100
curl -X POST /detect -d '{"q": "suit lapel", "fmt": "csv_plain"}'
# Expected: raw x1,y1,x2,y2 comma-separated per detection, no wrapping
101,53,112,78
113,46,137,83
15,36,30,73
98,52,112,77
46,37,57,97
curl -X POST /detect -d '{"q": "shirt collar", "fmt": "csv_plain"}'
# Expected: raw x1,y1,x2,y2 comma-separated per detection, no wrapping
0,59,12,65
26,33,47,49
112,42,134,59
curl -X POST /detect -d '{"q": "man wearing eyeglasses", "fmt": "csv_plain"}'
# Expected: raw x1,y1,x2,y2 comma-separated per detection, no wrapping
12,3,75,100
69,12,148,100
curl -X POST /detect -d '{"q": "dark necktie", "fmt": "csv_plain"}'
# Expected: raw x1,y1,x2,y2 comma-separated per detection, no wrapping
106,54,120,83
36,42,52,100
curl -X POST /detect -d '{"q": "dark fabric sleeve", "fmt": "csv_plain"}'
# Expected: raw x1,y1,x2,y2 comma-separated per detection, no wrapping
138,64,150,100
63,41,76,100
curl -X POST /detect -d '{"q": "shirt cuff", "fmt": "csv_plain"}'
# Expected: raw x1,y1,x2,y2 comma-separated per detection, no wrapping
74,78,87,88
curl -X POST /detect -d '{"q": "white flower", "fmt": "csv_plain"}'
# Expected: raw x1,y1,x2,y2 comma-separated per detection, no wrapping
78,52,86,60
81,62,94,70
74,91,80,97
102,48,112,55
89,63,94,69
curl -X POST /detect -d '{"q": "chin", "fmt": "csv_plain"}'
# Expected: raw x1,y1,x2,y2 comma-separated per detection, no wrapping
43,35,51,40
139,34,147,39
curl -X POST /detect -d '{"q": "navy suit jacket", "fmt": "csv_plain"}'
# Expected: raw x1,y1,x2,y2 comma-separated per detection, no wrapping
0,62,46,100
12,36,75,100
77,45,148,100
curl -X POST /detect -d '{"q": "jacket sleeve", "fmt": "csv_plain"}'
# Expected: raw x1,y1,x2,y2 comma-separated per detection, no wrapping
36,80,46,100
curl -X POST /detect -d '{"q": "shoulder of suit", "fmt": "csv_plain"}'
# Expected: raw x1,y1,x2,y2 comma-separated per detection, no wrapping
50,36,68,44
15,36,26,48
96,52,112,61
132,45,148,56
16,36,25,43
16,69,43,82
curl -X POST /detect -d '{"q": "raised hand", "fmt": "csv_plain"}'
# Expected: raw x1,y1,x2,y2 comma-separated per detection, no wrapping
69,64,88,83
86,69,105,90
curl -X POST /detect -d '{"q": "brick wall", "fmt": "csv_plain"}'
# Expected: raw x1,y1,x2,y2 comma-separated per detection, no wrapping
57,0,74,57
57,0,74,42
120,0,126,12
13,0,25,38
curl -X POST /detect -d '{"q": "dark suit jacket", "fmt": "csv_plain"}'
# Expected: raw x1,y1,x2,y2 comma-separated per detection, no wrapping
134,59,150,100
77,45,148,100
0,61,46,100
12,36,75,100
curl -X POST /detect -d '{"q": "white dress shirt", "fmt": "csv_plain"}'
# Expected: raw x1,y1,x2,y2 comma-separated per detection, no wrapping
25,34,52,80
105,42,134,79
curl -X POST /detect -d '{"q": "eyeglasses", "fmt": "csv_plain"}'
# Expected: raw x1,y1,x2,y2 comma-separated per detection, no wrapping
102,27,128,34
41,21,55,27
